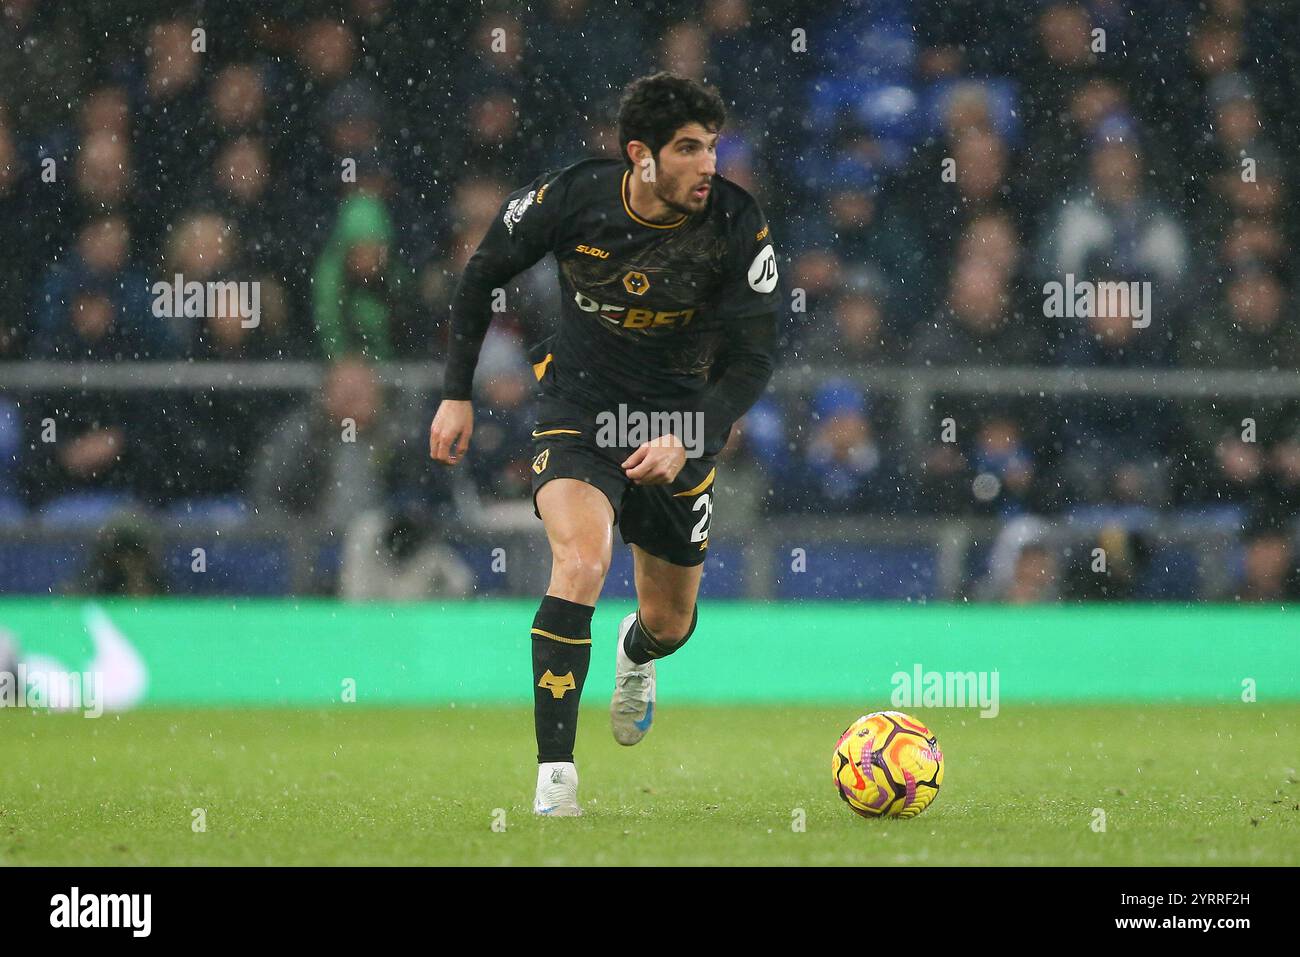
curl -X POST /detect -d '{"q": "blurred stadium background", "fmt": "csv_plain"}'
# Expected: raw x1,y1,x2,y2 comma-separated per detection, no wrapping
0,0,1298,614
4,1,1300,872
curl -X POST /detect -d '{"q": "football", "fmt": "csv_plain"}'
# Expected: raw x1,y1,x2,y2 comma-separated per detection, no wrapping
833,711,944,819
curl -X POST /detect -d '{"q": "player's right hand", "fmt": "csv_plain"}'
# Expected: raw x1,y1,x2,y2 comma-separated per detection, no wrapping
429,399,474,465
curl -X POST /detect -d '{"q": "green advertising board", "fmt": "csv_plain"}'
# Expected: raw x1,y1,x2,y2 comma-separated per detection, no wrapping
0,599,1294,707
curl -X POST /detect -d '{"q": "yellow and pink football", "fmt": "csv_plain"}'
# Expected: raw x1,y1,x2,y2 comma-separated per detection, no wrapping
833,711,944,819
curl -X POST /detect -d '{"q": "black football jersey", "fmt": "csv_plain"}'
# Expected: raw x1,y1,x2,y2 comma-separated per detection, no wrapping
445,157,781,413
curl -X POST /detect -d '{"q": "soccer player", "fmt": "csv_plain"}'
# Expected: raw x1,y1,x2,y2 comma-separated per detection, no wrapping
429,72,780,815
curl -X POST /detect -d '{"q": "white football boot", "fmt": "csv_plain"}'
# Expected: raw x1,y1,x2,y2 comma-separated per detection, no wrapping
610,612,656,746
533,761,582,816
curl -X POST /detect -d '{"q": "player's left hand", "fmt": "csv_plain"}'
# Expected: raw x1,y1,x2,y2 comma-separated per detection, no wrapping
622,433,686,485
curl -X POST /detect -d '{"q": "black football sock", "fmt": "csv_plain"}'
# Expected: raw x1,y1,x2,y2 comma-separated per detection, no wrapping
622,604,698,664
531,595,594,764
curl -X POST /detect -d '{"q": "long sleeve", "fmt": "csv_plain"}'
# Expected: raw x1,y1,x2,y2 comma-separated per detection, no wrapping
443,172,563,400
697,194,782,454
699,310,777,454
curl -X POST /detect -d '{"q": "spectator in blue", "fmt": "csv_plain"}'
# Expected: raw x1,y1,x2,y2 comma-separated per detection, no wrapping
722,392,789,518
33,215,172,360
716,132,760,197
971,416,1037,517
733,393,786,479
815,157,926,322
1039,115,1189,295
782,381,898,513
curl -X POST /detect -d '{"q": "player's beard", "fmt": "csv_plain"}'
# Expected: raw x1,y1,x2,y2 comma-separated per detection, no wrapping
654,171,709,217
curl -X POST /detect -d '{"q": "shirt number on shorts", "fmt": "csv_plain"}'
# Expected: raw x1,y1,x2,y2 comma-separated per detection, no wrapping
690,492,713,543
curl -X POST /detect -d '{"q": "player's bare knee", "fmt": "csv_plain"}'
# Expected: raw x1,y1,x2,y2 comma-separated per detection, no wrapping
550,543,610,592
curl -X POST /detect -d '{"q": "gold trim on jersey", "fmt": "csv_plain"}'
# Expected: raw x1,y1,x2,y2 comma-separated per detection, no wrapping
621,170,688,229
672,467,716,498
531,428,581,437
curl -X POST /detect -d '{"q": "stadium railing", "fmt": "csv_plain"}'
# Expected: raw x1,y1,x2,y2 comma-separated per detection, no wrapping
0,362,1291,599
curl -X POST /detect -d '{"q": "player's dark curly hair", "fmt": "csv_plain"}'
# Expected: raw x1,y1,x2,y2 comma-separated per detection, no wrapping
617,72,726,167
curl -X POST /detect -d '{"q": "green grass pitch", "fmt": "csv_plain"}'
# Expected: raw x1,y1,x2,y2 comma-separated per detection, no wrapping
2,704,1298,866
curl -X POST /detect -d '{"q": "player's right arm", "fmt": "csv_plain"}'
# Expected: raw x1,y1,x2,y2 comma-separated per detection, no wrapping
430,171,564,465
697,194,782,457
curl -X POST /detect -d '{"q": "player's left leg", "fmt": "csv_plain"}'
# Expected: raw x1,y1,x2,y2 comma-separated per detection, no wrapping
630,544,702,652
611,456,714,744
609,549,703,745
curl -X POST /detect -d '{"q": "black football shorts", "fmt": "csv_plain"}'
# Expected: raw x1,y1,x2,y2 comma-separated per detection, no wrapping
528,393,717,567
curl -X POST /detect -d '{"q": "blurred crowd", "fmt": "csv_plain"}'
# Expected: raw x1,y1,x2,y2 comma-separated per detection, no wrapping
0,0,1298,600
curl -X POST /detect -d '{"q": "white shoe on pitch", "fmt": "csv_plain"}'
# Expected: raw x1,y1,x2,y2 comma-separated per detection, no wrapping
533,761,582,816
610,612,656,746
